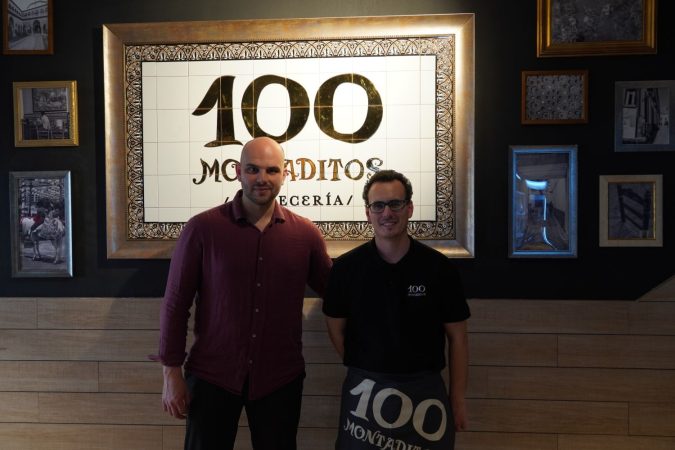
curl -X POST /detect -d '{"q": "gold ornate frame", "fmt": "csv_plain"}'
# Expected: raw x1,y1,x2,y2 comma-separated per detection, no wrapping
103,14,475,259
537,0,657,57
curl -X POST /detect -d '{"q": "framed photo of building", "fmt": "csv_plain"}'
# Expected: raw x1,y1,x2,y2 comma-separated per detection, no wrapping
2,0,53,54
9,171,73,277
537,0,657,57
508,145,577,258
522,69,588,124
615,80,675,152
13,81,79,147
599,174,662,247
103,14,476,259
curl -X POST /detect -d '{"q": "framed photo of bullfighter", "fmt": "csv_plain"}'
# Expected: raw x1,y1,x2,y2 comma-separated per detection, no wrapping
9,170,73,277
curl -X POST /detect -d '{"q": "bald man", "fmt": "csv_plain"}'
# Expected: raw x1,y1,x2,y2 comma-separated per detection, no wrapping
158,137,332,450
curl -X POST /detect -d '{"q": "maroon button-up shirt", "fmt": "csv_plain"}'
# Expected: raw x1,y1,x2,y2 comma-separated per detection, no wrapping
158,190,332,399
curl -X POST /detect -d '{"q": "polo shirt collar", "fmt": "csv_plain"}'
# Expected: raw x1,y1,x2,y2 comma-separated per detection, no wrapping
231,189,287,224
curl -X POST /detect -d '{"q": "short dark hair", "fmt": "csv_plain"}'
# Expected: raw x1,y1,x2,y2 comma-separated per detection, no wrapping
362,170,413,204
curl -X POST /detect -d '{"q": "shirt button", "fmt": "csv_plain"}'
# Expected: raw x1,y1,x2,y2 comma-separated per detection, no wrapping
255,308,259,313
248,359,253,364
259,256,263,261
256,282,261,287
252,334,257,338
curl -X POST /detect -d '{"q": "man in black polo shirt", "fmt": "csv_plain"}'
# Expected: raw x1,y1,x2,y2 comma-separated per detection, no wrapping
323,169,470,450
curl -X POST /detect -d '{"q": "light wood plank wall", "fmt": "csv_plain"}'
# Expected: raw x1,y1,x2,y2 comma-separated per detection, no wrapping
1,290,674,450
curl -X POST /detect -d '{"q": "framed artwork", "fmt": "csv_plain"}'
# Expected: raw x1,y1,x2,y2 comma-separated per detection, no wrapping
614,80,675,152
12,81,80,147
508,145,577,258
522,69,588,124
599,174,662,247
9,171,73,278
103,14,476,259
537,0,657,57
2,0,53,54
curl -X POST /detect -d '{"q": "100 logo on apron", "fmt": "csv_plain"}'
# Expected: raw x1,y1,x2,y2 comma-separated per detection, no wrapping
336,368,453,450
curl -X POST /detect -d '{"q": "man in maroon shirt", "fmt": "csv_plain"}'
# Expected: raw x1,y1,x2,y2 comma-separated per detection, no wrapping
158,137,332,450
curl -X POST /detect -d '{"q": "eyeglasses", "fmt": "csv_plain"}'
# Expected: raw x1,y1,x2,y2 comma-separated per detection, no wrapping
366,199,408,213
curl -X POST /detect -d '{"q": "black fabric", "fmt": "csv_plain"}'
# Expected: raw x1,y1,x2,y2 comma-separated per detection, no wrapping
184,372,304,450
335,367,455,450
323,238,470,373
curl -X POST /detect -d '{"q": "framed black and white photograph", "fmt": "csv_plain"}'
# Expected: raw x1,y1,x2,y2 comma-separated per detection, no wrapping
615,80,675,152
537,0,657,57
599,174,662,247
9,171,73,277
2,0,53,54
522,69,588,124
12,81,79,147
508,145,577,258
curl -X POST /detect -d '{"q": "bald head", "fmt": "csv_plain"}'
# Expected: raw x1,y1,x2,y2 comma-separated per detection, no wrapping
236,137,287,209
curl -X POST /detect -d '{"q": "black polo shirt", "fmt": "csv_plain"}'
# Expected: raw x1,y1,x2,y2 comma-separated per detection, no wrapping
323,238,470,373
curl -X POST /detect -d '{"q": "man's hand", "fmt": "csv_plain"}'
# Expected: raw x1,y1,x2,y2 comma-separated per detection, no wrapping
162,366,190,419
451,396,468,431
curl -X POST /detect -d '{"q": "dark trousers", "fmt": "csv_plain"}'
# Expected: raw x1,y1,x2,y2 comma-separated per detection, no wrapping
184,373,304,450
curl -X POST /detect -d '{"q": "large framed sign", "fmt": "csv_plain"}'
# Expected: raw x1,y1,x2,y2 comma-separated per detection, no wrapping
103,14,475,259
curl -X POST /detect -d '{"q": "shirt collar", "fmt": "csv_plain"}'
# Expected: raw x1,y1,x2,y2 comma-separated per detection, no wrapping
231,189,287,224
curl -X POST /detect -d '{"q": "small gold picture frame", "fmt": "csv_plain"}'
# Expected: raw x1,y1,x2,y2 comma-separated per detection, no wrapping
12,81,79,147
599,174,662,247
2,0,53,55
522,69,589,124
537,0,657,57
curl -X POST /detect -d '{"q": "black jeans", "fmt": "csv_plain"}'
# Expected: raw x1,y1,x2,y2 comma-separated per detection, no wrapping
184,372,304,450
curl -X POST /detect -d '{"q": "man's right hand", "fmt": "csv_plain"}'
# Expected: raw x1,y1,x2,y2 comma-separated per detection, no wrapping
162,366,190,419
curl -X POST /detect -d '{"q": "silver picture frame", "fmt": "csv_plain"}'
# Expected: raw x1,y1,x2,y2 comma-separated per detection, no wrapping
508,145,578,258
9,171,73,277
615,80,675,152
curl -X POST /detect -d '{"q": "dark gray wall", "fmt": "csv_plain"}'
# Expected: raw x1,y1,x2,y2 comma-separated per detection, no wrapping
2,0,673,298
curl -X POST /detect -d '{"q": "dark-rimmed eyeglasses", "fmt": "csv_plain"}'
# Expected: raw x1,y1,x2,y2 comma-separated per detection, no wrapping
366,199,408,213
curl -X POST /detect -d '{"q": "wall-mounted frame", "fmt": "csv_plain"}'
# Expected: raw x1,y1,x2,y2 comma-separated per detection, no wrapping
2,0,53,54
599,174,662,247
614,80,675,152
9,171,73,278
508,145,577,258
13,81,79,147
522,69,588,124
537,0,657,57
103,14,475,259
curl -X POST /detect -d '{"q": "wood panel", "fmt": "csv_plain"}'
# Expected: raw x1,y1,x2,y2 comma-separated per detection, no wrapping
0,361,98,392
2,296,675,449
0,423,163,450
468,399,628,434
630,403,675,436
0,330,158,361
99,361,161,393
0,297,36,329
0,392,39,422
559,434,675,450
483,367,675,402
37,297,160,329
629,301,675,334
469,333,557,366
559,335,675,369
468,299,630,333
456,431,557,450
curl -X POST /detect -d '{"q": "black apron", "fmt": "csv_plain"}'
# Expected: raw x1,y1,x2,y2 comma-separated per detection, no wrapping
335,367,454,450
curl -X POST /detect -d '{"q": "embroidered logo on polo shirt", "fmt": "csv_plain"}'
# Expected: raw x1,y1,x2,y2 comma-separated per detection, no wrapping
407,284,426,297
